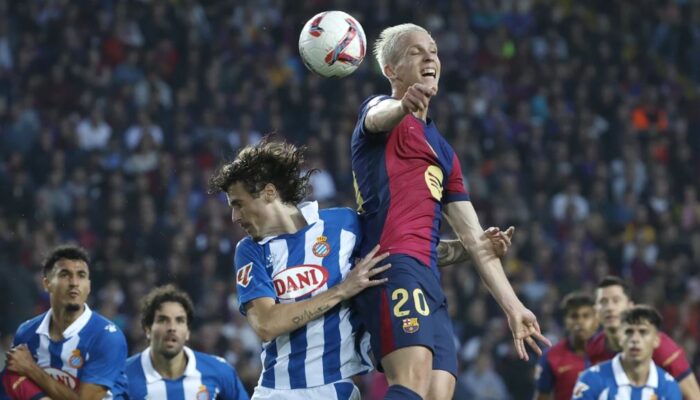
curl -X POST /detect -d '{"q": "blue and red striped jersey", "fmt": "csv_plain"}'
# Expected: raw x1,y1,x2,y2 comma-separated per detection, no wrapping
351,95,469,274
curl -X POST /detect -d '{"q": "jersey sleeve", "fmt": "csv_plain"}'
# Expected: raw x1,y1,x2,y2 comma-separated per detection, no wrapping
443,153,470,203
661,370,683,400
534,351,554,393
653,333,692,380
80,325,128,391
219,362,250,400
572,367,604,400
234,239,275,316
2,371,46,400
356,95,392,139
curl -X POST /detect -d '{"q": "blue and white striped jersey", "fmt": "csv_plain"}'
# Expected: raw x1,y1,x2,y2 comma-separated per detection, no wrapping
5,305,128,399
234,201,372,390
573,354,681,400
125,346,249,400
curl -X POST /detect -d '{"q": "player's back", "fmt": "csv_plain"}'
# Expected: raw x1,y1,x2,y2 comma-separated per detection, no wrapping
574,355,681,399
233,203,371,390
351,95,469,272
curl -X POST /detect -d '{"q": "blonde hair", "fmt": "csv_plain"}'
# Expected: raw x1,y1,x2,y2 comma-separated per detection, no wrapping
373,23,429,77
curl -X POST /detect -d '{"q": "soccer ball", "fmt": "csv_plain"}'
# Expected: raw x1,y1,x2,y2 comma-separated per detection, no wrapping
298,11,366,78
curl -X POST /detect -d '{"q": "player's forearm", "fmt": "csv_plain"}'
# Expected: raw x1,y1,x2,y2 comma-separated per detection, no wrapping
25,364,80,400
249,287,346,342
679,374,700,400
443,201,522,313
364,98,406,133
436,239,469,267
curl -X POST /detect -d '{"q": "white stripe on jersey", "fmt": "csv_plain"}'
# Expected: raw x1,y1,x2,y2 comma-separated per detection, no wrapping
338,229,354,279
266,239,291,389
182,355,203,398
598,388,608,400
37,335,51,367
616,386,631,399
140,350,168,398
338,228,361,379
303,219,326,388
641,388,656,400
60,335,81,377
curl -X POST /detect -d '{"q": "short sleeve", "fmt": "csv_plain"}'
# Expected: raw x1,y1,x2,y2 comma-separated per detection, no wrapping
356,95,392,139
234,239,275,315
572,367,604,400
80,325,128,390
653,333,692,380
442,153,470,203
534,351,554,393
220,362,250,400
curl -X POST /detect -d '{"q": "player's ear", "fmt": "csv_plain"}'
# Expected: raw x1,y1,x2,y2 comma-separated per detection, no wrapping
383,64,396,80
145,327,151,340
42,275,50,292
262,183,278,201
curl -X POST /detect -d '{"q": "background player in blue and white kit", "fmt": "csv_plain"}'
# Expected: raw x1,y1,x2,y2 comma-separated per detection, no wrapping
125,285,249,400
573,305,682,400
0,245,128,400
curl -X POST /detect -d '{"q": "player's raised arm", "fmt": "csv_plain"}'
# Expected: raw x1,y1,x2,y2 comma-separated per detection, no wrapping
437,227,514,267
442,200,550,360
245,245,390,342
364,84,435,134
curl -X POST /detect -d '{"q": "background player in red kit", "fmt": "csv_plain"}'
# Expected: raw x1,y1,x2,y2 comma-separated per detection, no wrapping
351,23,550,400
588,276,700,399
534,292,598,400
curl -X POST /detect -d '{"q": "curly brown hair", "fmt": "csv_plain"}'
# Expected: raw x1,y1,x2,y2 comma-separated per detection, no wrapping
207,137,314,204
140,284,195,331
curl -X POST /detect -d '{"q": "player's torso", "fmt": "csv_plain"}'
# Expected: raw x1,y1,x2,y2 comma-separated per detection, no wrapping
28,336,91,391
352,113,457,264
547,341,589,400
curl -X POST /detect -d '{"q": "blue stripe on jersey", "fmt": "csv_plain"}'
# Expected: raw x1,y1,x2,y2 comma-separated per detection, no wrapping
261,341,277,387
286,234,308,388
334,382,354,400
49,340,63,369
165,380,185,400
321,219,342,383
323,305,342,383
429,200,442,275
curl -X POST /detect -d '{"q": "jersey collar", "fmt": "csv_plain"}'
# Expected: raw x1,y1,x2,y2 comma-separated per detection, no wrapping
35,304,93,339
612,354,658,388
256,201,320,245
142,346,198,383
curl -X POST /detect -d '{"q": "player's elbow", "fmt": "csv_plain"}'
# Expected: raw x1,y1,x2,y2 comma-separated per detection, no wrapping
250,322,276,342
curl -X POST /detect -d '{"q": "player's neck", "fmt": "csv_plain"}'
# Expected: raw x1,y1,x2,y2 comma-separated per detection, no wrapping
151,349,187,380
604,326,622,351
50,304,86,339
620,354,651,386
260,203,306,237
569,335,586,354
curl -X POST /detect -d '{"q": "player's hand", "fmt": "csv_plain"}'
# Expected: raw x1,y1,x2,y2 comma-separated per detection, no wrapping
338,245,391,299
483,226,514,258
6,344,38,376
506,306,551,361
400,83,436,114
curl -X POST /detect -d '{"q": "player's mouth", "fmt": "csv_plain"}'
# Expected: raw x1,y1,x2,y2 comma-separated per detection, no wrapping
628,348,641,356
68,289,81,297
420,68,437,78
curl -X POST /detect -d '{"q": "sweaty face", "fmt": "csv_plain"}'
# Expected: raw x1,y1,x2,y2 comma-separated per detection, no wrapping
147,301,190,359
226,182,272,239
595,285,632,330
390,31,440,93
619,321,659,363
564,306,598,343
45,259,91,312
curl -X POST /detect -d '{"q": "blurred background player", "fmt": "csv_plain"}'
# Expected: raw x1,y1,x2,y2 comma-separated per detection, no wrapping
573,305,681,400
351,23,548,400
0,245,128,400
534,292,598,400
125,284,248,400
589,276,700,399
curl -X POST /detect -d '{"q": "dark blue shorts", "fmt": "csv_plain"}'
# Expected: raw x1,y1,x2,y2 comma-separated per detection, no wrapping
353,254,457,376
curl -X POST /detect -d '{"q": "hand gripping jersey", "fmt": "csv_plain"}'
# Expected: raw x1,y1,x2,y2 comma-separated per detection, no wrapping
351,95,470,275
573,354,681,400
233,202,372,390
535,339,591,400
0,305,128,399
586,331,692,381
125,346,249,400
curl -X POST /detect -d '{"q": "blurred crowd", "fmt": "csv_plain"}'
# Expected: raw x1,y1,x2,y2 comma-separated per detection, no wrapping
1,0,699,398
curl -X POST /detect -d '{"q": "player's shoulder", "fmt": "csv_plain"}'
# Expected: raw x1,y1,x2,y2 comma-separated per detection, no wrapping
14,312,46,339
319,207,359,224
87,311,124,335
125,352,143,371
543,339,571,360
235,236,262,256
359,94,391,111
585,330,605,351
657,331,680,348
192,349,234,374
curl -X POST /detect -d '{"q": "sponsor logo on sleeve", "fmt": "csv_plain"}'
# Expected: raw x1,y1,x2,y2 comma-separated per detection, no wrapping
237,263,253,287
